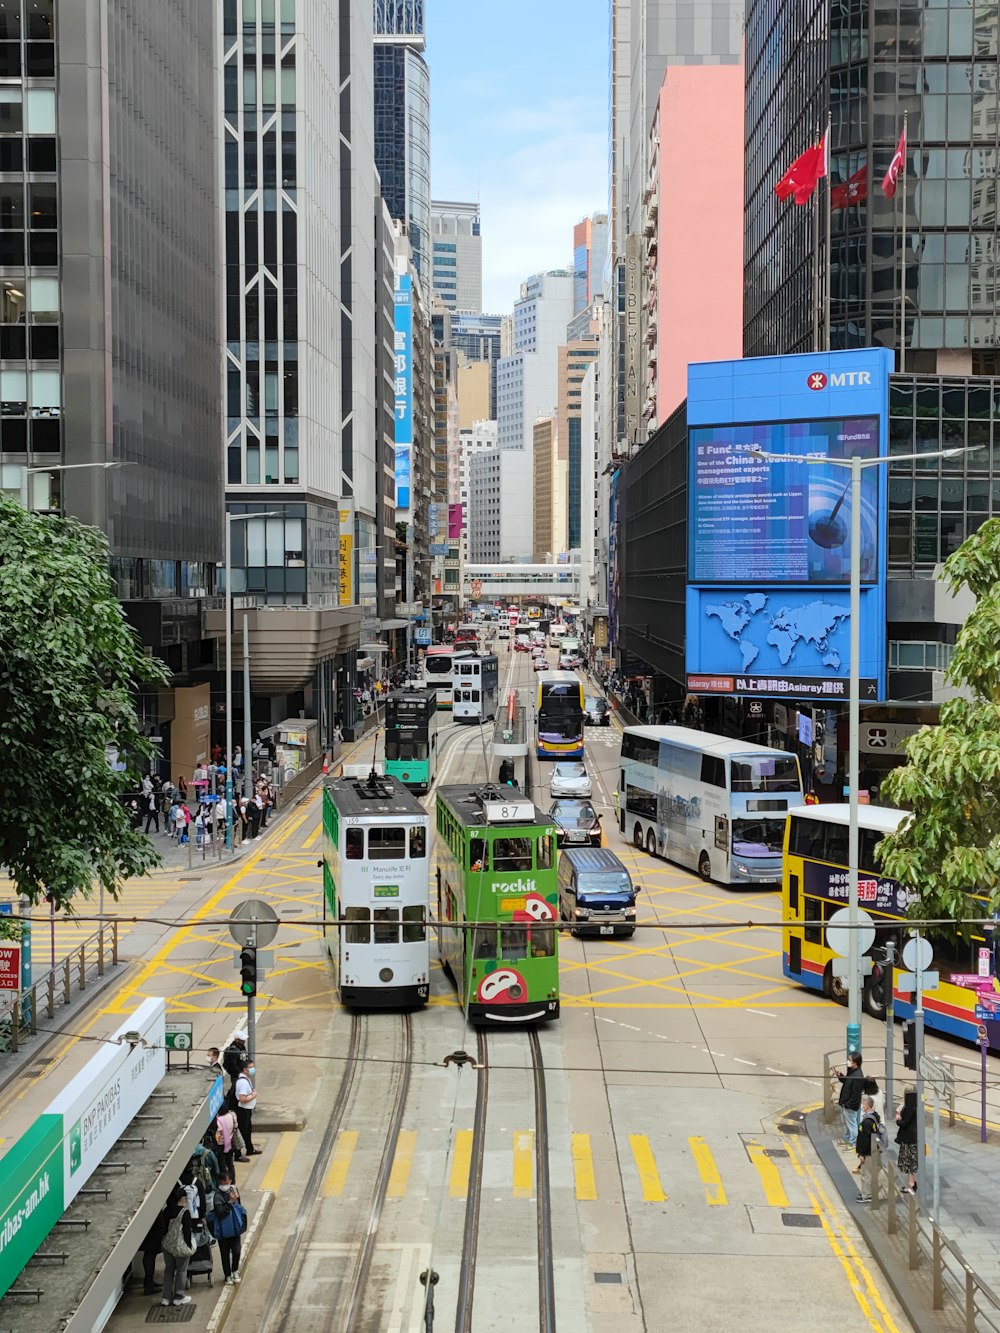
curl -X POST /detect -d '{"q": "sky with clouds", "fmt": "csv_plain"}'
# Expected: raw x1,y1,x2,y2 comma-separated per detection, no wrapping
426,0,608,315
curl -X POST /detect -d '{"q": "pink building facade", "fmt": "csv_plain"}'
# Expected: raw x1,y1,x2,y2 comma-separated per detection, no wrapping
643,64,745,429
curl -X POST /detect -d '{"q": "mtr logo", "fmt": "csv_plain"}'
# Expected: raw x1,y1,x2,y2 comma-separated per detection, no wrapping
807,370,872,390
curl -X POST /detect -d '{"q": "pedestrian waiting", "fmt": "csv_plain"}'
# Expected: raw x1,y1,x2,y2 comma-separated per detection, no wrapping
210,1170,247,1285
159,1189,196,1307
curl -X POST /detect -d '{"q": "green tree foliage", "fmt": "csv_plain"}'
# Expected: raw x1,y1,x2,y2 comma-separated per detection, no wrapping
0,496,169,914
879,516,1000,922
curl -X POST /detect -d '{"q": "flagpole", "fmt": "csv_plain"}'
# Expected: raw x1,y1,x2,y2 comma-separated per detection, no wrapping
899,109,908,373
825,111,832,351
812,124,821,352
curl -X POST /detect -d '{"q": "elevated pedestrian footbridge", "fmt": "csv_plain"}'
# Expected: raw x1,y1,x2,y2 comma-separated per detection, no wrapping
464,563,581,599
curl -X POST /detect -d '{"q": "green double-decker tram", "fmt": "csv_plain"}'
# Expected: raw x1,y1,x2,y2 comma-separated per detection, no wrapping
435,784,560,1025
384,687,438,793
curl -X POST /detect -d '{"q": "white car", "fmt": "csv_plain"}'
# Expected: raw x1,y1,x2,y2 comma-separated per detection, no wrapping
498,628,510,640
549,762,592,798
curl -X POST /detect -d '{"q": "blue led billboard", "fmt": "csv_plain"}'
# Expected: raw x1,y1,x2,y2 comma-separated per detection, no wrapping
685,349,893,701
393,274,413,512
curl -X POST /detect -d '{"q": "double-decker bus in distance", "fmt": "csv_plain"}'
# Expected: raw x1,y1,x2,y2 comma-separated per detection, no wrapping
536,671,585,760
436,784,559,1024
453,654,499,723
322,771,430,1007
783,804,997,1043
421,645,474,710
619,726,803,886
384,687,438,792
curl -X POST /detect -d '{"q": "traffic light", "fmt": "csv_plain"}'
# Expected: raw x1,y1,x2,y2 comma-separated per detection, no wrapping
902,1019,917,1070
239,946,258,998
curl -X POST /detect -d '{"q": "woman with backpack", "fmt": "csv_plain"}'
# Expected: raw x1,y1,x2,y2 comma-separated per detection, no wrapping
854,1094,882,1175
160,1189,196,1307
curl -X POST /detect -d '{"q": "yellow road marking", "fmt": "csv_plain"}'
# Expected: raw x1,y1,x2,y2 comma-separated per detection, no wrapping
513,1131,533,1197
629,1134,667,1201
323,1129,358,1197
689,1136,727,1205
747,1142,789,1206
449,1130,473,1197
387,1129,416,1198
571,1132,597,1200
786,1136,901,1332
302,822,323,849
260,1131,301,1193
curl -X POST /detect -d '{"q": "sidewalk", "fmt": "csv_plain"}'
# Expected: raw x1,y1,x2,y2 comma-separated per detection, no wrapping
810,1107,1000,1331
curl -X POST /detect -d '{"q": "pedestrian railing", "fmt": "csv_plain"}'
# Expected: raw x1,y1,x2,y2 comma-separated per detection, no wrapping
0,920,119,1055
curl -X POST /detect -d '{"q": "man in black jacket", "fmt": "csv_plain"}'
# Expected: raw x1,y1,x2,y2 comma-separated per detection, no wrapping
836,1051,864,1147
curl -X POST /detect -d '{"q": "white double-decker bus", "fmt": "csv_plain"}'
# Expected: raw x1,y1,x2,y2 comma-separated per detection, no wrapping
452,653,499,723
618,726,803,887
420,645,474,710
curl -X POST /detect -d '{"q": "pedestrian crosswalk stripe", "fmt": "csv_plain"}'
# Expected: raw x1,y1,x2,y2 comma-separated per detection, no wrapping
449,1129,473,1198
571,1133,597,1200
689,1136,727,1206
323,1130,358,1197
513,1131,533,1198
387,1129,416,1198
260,1131,301,1193
747,1142,789,1207
629,1134,667,1202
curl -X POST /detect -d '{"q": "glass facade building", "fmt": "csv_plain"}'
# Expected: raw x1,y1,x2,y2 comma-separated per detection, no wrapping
373,2,430,280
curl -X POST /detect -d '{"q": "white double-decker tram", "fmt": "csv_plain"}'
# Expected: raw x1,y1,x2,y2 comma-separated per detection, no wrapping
322,769,431,1007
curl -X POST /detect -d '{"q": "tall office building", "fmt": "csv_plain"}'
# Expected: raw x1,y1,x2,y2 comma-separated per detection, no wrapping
373,0,431,280
573,213,609,314
557,310,602,552
220,0,383,733
430,200,482,312
0,1,223,775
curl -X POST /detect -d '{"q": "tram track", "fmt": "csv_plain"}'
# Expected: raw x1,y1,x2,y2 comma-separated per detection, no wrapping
456,1027,557,1333
259,1011,414,1333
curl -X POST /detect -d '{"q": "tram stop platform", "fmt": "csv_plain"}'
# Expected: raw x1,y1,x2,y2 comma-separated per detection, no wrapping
0,1000,222,1333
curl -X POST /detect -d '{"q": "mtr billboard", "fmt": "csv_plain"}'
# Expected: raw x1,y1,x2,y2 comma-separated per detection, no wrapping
685,349,893,701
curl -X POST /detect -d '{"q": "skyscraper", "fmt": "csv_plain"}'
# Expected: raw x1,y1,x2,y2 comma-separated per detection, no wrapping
373,0,431,280
430,200,482,312
572,213,609,314
0,1,223,775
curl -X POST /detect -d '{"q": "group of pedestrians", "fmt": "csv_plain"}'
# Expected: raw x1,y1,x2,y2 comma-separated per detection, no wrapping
836,1052,919,1198
126,769,277,849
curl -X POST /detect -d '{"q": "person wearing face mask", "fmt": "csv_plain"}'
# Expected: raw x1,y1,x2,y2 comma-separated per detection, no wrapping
234,1057,261,1155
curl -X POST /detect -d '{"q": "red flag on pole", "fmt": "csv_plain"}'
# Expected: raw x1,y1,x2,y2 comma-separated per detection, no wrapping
882,126,906,198
831,164,868,210
774,132,828,206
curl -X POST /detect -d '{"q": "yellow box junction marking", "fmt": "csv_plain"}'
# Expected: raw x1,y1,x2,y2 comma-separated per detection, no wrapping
688,1136,727,1206
629,1134,667,1202
571,1133,597,1201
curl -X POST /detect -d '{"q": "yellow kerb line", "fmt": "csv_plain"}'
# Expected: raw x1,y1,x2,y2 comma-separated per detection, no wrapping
747,1142,789,1207
689,1135,727,1205
629,1134,667,1201
322,1129,358,1197
259,1131,301,1193
449,1130,472,1197
513,1131,533,1197
387,1129,416,1198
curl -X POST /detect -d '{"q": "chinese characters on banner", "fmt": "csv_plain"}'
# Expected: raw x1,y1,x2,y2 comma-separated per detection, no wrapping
394,274,413,512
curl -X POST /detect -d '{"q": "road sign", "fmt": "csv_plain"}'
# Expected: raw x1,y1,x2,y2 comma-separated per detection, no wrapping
165,1021,193,1052
902,934,934,973
976,1000,1000,1019
229,899,279,948
919,1053,954,1096
0,944,20,990
896,970,939,991
826,907,876,959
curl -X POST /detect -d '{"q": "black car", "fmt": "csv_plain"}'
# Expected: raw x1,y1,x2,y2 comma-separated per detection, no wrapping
584,695,610,727
549,799,602,848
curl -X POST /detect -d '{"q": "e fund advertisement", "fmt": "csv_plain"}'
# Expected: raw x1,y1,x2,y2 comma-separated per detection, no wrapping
685,350,893,701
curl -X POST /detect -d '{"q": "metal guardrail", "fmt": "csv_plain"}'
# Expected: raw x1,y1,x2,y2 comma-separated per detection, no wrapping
0,921,119,1055
823,1049,1000,1331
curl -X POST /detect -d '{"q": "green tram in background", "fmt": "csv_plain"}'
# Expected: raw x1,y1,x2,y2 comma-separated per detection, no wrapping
435,784,560,1024
384,687,438,792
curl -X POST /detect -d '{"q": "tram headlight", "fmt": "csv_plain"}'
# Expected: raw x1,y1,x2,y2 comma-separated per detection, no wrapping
379,967,394,983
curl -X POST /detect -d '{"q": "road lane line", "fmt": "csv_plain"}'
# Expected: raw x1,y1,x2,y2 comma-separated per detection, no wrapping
323,1129,358,1197
387,1129,416,1198
513,1131,534,1197
449,1129,472,1197
688,1136,727,1206
747,1142,789,1207
629,1134,667,1201
747,1009,777,1017
571,1133,597,1200
302,821,323,850
733,1057,757,1066
260,1130,301,1193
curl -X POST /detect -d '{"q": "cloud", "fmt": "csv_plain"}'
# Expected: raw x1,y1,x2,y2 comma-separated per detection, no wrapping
434,93,606,313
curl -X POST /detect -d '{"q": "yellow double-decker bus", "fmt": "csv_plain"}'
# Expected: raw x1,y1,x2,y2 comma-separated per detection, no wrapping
782,803,998,1045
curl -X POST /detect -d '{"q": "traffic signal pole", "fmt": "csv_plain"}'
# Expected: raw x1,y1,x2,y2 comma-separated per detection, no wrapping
240,927,257,1062
883,940,895,1134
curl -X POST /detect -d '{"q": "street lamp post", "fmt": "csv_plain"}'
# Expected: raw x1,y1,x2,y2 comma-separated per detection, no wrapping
751,443,968,1058
225,512,279,847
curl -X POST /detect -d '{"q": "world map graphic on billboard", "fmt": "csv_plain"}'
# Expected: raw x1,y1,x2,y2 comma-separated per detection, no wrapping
704,592,849,674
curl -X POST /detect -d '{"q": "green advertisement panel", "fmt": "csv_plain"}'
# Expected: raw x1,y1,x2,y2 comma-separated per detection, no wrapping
0,1113,64,1299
